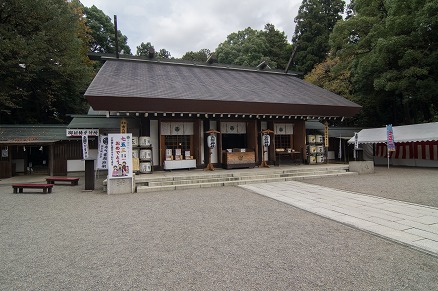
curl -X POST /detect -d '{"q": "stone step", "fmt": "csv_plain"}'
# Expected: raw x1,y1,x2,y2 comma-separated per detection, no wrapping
140,169,349,187
136,170,357,193
134,165,350,184
147,176,241,187
135,173,235,184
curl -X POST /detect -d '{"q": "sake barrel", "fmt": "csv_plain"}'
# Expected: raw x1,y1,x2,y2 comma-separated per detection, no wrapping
308,145,317,154
315,135,323,144
139,162,152,173
132,136,139,147
139,149,152,160
316,155,324,163
132,149,139,158
316,145,324,154
307,135,316,144
308,154,317,164
139,136,151,147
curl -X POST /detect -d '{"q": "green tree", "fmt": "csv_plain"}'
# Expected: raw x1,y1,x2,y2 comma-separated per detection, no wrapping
305,57,352,98
82,5,131,55
136,42,171,59
157,48,171,59
291,0,345,74
215,24,292,70
136,42,154,56
330,0,438,125
304,56,368,126
181,49,211,62
263,24,293,70
0,0,94,124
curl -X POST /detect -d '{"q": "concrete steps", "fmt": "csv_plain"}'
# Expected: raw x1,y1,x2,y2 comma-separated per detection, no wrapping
135,165,356,193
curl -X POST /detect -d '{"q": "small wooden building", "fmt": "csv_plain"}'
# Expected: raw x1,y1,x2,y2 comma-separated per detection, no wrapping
0,125,91,178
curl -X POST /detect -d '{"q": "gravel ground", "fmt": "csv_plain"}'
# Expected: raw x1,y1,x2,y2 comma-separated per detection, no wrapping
1,167,438,290
303,166,438,207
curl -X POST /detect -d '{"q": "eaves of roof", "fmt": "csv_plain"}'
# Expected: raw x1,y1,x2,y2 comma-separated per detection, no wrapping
0,124,69,144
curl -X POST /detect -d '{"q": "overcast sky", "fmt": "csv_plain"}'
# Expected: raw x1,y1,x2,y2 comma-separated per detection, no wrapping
79,0,303,58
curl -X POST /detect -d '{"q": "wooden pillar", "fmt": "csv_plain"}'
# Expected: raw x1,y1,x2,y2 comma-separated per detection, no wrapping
203,119,209,167
85,160,95,190
48,144,54,176
256,120,263,164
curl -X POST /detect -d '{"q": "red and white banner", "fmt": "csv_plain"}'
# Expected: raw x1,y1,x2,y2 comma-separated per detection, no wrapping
376,142,438,160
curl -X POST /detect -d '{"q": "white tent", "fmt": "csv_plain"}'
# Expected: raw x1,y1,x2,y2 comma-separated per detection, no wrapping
348,122,438,144
347,122,438,167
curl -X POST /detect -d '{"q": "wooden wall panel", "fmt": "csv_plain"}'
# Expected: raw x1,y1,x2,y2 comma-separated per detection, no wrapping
293,120,306,162
0,161,11,178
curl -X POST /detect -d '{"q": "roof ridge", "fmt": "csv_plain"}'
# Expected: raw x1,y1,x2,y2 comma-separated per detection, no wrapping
101,56,300,77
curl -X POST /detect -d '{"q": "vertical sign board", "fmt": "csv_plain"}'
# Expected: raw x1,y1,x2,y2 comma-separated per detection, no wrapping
386,124,396,168
353,132,359,159
338,136,342,160
108,133,133,179
386,124,396,152
82,134,89,159
97,135,108,169
324,121,329,147
120,118,128,133
354,132,359,149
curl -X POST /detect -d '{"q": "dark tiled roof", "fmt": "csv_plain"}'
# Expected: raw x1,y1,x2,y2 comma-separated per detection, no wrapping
0,125,68,144
85,58,361,117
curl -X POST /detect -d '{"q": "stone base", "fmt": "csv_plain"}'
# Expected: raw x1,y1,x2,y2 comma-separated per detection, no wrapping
107,177,134,194
349,161,374,174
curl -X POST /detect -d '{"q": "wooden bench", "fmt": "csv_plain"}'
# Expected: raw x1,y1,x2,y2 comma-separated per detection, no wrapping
46,176,80,186
12,184,54,194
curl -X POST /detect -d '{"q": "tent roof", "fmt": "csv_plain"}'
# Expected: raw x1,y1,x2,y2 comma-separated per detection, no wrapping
348,122,438,144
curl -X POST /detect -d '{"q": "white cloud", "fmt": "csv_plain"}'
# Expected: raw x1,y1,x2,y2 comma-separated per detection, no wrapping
80,0,301,58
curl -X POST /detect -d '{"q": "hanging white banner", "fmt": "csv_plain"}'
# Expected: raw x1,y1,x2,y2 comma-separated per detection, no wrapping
108,133,133,179
338,136,342,160
82,134,89,160
97,135,108,169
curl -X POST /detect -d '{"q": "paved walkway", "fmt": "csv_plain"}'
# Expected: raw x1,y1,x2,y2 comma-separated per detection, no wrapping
241,181,438,257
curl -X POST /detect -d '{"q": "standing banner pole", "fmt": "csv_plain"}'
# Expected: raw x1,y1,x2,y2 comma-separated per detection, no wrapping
386,124,396,169
387,147,389,169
